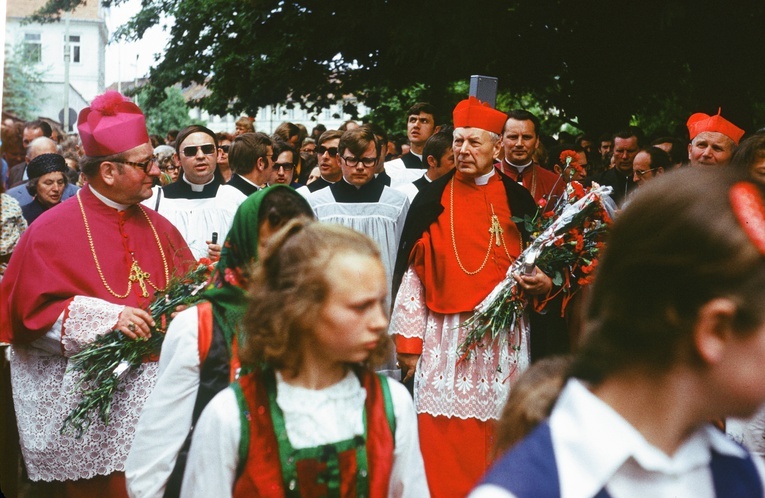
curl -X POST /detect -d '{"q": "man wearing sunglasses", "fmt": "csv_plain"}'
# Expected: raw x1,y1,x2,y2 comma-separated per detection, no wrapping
296,129,344,195
0,91,194,497
145,125,245,260
307,125,410,313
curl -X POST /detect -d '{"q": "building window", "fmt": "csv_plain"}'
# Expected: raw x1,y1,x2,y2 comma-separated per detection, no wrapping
24,33,42,63
64,35,81,64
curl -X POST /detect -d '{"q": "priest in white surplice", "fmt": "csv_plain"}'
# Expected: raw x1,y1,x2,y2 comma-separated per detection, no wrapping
143,125,245,260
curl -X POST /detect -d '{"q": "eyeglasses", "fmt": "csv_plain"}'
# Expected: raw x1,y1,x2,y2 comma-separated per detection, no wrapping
218,145,230,154
272,162,296,171
634,168,659,177
316,146,338,157
341,155,378,168
119,156,158,173
161,165,180,172
182,144,216,157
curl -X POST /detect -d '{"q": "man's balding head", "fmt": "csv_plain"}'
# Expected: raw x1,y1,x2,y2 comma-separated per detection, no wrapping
26,137,58,163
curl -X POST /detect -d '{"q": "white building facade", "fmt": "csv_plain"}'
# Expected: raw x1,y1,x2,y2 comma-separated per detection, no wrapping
5,0,107,129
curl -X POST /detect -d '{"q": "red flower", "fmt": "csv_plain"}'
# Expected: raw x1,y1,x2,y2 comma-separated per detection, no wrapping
537,198,547,209
224,267,243,287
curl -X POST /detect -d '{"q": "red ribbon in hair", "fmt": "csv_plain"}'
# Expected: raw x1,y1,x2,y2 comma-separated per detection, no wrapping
730,182,765,254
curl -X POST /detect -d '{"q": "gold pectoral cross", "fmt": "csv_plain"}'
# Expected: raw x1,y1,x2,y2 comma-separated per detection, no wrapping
129,260,152,297
489,213,504,247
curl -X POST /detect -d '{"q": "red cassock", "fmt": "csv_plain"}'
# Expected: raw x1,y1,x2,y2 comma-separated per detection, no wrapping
501,162,565,209
1,184,193,343
0,184,194,497
392,171,530,498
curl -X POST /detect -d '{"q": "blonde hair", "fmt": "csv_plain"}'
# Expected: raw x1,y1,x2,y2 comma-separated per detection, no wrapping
240,220,392,375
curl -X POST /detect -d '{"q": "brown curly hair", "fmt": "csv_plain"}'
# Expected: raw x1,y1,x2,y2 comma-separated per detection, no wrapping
240,220,392,376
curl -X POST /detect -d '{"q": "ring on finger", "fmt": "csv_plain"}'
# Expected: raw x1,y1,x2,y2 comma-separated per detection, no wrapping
128,323,136,332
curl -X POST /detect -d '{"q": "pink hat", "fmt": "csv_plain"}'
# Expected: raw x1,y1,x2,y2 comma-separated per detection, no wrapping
78,91,150,156
453,97,507,135
686,108,745,145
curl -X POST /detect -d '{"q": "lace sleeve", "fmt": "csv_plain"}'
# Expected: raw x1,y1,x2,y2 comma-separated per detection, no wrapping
389,265,427,340
61,295,125,357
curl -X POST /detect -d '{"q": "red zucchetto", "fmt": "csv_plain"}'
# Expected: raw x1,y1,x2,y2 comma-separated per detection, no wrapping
77,90,150,157
452,97,507,135
686,108,745,145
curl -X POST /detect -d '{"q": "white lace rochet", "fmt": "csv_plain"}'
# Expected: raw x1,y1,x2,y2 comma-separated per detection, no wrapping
11,296,159,481
389,267,530,421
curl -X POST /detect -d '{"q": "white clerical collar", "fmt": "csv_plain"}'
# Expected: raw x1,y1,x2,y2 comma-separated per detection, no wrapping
474,168,496,186
237,174,262,189
342,177,362,189
320,176,337,184
411,151,423,161
90,185,130,211
183,174,214,192
505,158,533,172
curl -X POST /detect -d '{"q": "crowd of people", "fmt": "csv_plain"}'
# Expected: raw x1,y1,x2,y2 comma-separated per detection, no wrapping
2,89,765,498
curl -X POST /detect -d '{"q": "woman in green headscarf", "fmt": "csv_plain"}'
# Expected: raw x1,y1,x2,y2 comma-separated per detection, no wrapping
125,185,315,498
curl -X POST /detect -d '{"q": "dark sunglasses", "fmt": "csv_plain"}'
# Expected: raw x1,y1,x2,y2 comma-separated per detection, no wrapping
316,146,338,157
218,145,230,154
272,162,296,171
182,144,216,157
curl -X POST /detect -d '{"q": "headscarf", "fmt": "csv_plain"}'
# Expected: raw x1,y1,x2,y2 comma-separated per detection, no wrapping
200,184,305,348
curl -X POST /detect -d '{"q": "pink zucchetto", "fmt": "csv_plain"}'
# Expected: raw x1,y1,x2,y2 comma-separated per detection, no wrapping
686,108,745,145
77,91,150,157
452,97,507,135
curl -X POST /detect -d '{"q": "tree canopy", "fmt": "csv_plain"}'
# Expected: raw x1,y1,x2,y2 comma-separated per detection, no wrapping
33,0,765,135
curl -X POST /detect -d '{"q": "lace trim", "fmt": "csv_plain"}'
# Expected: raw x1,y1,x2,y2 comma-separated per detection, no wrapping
391,268,530,421
61,296,124,356
275,371,366,449
389,267,427,340
10,297,159,481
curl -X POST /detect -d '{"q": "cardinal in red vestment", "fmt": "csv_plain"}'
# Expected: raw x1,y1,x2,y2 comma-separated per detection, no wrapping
390,97,553,498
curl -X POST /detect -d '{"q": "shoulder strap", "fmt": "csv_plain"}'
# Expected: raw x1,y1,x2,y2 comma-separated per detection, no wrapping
232,381,251,477
154,187,162,211
197,301,213,363
710,445,764,498
376,373,396,444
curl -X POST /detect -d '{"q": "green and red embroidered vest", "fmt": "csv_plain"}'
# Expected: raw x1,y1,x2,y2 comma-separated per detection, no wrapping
232,368,396,498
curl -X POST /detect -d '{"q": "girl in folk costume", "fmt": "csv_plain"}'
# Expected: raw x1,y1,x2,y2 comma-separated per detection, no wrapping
126,185,315,498
471,168,765,497
180,221,429,498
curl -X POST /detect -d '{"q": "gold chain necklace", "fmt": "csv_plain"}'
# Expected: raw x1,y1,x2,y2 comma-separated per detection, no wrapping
77,191,169,298
449,176,515,275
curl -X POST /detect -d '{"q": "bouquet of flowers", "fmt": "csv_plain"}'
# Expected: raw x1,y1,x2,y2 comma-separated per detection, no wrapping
458,182,613,360
61,259,215,438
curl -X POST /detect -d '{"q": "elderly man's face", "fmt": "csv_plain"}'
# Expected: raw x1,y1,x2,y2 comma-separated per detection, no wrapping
453,127,500,178
112,142,161,205
632,151,663,187
612,136,640,173
688,132,735,167
178,132,217,184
